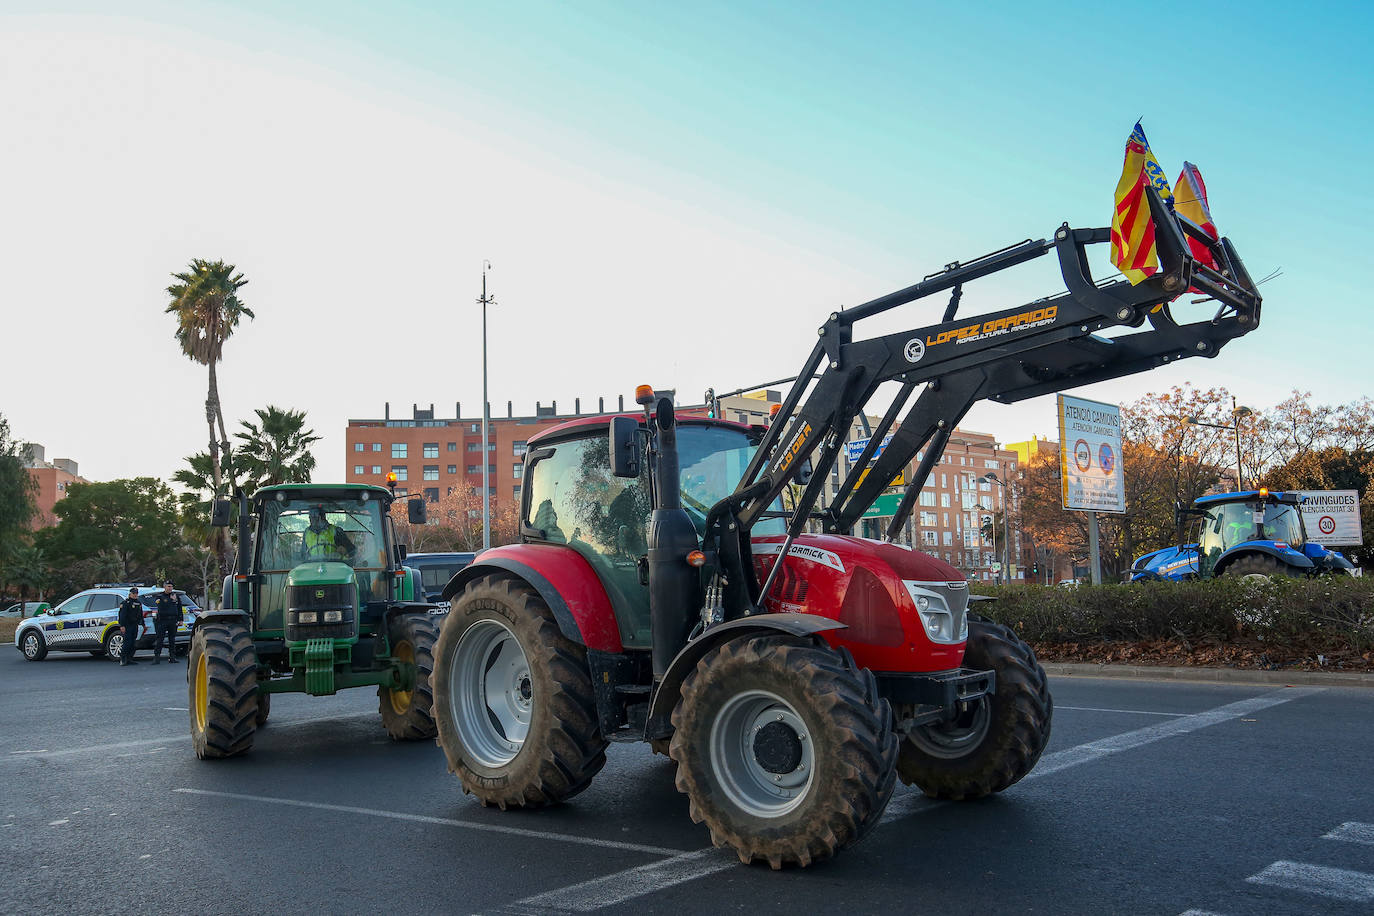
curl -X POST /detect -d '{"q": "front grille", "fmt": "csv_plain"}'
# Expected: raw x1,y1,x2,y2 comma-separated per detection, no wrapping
840,566,905,646
285,582,357,642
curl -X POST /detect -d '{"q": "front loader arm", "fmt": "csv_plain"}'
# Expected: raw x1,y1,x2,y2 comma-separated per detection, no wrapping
711,185,1261,595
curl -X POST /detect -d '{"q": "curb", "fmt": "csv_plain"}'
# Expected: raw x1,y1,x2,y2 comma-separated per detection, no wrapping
1042,662,1374,688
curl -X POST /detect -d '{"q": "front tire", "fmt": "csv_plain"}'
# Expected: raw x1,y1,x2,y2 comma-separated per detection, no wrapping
1224,553,1289,580
20,629,47,661
670,637,898,869
188,623,259,760
433,577,607,809
379,614,439,740
897,617,1052,799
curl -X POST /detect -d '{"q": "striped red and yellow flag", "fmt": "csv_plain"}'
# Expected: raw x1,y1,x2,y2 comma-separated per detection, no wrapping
1110,122,1175,285
1174,161,1218,272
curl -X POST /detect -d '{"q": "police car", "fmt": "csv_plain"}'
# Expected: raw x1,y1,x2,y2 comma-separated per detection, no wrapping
13,585,199,662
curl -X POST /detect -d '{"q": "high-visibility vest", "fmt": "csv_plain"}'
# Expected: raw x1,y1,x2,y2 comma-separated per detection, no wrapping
303,526,338,558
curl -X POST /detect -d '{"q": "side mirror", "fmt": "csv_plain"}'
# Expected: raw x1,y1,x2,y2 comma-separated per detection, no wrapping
609,416,641,478
210,499,233,527
407,497,427,525
396,543,408,563
793,456,813,486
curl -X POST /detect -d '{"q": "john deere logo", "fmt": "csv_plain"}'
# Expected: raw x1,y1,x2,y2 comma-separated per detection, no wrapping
315,589,326,600
903,338,925,363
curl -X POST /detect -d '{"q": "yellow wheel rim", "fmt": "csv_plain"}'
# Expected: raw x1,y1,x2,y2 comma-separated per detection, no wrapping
193,653,209,733
389,640,414,715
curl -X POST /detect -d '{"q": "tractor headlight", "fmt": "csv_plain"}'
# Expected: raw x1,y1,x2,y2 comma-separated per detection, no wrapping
323,610,343,623
901,581,969,645
298,611,318,624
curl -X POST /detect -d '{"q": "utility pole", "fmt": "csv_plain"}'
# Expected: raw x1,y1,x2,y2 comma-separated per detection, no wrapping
478,261,495,550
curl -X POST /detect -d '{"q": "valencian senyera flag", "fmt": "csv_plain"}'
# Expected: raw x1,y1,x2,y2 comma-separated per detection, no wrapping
1110,121,1175,284
1174,161,1219,274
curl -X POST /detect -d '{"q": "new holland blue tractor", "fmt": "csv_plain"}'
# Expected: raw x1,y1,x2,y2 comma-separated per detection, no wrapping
1131,489,1358,581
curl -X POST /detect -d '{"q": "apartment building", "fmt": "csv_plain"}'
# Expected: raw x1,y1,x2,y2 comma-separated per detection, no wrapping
22,443,87,529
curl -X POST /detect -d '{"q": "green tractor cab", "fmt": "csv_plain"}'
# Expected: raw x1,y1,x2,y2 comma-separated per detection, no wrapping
190,483,438,759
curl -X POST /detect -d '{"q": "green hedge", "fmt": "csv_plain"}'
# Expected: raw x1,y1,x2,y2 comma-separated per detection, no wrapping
970,577,1374,653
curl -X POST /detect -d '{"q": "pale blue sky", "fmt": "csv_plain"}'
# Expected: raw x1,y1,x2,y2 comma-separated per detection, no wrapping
3,1,1370,481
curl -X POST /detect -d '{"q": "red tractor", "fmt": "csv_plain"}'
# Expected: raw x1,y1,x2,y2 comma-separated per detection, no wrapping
431,187,1262,867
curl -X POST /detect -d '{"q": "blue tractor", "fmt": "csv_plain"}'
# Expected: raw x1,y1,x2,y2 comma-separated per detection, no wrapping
1131,489,1359,581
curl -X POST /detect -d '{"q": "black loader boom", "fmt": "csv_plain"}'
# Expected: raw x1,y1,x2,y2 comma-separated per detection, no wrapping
702,184,1262,609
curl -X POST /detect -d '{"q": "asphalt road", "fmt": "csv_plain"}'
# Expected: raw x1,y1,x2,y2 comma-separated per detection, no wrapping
1,643,1372,916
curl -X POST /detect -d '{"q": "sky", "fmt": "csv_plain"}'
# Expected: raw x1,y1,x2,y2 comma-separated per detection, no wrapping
3,0,1372,487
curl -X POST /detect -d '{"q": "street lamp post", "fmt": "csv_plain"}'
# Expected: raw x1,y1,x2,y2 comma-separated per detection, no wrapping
1186,395,1253,490
982,472,1012,583
478,261,495,550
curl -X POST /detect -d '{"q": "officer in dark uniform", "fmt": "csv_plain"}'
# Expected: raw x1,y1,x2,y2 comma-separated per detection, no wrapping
117,587,142,666
153,582,183,663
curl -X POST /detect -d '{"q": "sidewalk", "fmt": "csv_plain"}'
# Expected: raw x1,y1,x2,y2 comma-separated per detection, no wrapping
1044,662,1374,688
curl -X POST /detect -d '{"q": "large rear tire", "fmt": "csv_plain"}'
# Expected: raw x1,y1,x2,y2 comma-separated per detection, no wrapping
670,636,897,869
379,613,439,740
1223,553,1290,579
897,617,1052,799
433,577,607,808
189,623,259,760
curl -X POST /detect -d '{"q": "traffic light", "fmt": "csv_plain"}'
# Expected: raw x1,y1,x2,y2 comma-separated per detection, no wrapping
705,387,717,418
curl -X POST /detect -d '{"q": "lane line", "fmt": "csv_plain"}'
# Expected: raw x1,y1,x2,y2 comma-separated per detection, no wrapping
1178,909,1229,915
1325,822,1374,846
1246,860,1374,903
173,788,687,857
0,711,376,761
525,685,1326,913
492,849,732,914
1055,704,1191,717
1027,687,1323,780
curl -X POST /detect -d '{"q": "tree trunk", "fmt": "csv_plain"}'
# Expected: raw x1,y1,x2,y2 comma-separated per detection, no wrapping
206,362,230,585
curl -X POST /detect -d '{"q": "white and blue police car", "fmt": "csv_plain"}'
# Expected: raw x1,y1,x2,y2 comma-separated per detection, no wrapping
13,584,199,662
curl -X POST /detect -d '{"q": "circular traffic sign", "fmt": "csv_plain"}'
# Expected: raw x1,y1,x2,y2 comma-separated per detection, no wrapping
1098,443,1116,476
1074,439,1091,472
1319,515,1336,535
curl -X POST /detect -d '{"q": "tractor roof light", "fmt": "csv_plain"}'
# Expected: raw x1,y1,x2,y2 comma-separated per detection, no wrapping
635,384,656,406
1259,487,1269,498
769,404,782,419
686,550,706,567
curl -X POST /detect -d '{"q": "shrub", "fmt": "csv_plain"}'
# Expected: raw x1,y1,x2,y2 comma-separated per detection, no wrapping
971,577,1374,654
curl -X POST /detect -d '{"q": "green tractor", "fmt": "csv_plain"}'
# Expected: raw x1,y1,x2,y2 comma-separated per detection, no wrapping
192,483,438,759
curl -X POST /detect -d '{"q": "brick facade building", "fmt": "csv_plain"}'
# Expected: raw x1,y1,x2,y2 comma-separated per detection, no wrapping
22,443,87,529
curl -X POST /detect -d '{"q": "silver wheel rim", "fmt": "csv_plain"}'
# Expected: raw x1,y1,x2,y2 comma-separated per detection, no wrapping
22,633,39,659
450,619,531,768
108,633,124,660
1241,572,1270,581
909,697,992,759
708,689,814,818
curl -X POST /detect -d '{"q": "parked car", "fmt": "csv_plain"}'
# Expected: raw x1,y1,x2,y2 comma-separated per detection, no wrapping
13,586,199,661
403,551,476,614
2,601,50,618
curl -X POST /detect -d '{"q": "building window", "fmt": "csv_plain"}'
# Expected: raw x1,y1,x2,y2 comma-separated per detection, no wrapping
391,443,407,459
423,466,439,481
513,440,528,457
392,465,408,481
940,493,950,508
396,488,407,496
447,465,457,475
919,491,936,507
371,465,381,474
470,423,480,433
423,443,439,458
354,443,363,452
466,442,479,452
353,465,364,474
923,530,938,546
943,531,953,546
466,465,479,474
513,464,523,479
424,487,439,504
372,443,381,452
919,511,937,526
513,484,522,499
447,442,457,451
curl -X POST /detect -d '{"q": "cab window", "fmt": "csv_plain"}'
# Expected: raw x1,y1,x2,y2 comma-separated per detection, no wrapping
88,594,120,612
55,595,91,615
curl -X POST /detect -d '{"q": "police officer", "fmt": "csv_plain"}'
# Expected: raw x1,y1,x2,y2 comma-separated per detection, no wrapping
117,587,142,666
152,581,183,663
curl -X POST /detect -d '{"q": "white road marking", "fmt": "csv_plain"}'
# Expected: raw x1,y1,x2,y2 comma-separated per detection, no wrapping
1027,687,1323,780
1325,822,1374,846
494,849,732,914
48,819,68,826
0,711,376,762
1246,860,1374,902
163,707,188,711
174,788,688,857
1056,704,1191,717
1178,910,1229,915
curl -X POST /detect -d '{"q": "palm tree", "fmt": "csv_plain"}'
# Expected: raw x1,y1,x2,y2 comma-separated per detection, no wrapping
234,406,320,493
5,544,51,603
166,259,252,572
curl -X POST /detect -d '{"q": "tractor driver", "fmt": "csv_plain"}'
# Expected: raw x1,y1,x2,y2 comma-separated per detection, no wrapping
301,505,356,563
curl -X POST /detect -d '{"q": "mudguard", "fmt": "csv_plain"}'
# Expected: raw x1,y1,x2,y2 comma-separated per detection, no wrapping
1214,542,1314,575
644,614,847,739
438,544,623,652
